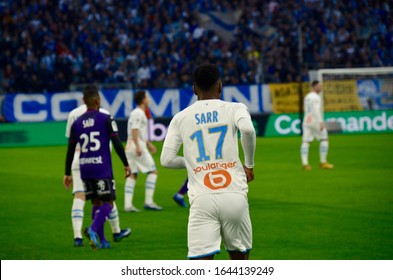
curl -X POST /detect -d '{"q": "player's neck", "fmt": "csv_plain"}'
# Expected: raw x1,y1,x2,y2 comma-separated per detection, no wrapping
86,106,99,111
138,104,146,110
198,93,218,100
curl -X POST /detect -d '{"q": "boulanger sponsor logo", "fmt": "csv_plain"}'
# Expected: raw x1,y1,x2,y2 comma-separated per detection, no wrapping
193,161,236,190
193,161,237,174
204,170,232,190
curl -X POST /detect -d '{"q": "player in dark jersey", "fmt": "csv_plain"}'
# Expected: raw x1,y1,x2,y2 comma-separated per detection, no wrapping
64,84,131,250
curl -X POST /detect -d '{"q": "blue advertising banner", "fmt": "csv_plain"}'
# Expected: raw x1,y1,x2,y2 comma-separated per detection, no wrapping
1,85,269,122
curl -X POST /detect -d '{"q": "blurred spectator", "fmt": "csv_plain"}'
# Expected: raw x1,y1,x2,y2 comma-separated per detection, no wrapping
137,62,152,88
0,0,392,94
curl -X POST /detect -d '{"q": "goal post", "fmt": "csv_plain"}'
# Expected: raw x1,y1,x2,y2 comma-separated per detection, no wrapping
308,67,393,132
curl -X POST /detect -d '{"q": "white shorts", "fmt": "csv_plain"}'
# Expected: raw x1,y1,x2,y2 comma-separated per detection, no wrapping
71,168,84,194
302,125,328,142
187,192,252,259
125,141,156,174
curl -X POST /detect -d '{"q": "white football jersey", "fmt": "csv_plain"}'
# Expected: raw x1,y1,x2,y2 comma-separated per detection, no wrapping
163,99,251,201
303,91,323,127
127,107,148,146
65,104,110,169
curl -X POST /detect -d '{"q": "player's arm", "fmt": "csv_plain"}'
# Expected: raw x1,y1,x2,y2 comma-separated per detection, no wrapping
160,118,185,169
146,140,156,154
313,97,324,130
107,117,131,177
64,126,77,189
130,112,143,156
132,129,141,153
238,117,256,182
235,105,256,183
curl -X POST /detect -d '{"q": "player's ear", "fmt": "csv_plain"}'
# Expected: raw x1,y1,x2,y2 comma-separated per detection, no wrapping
218,81,222,95
193,85,198,96
95,95,101,108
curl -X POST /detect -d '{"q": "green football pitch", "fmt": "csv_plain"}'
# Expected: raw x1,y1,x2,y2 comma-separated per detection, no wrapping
0,133,392,260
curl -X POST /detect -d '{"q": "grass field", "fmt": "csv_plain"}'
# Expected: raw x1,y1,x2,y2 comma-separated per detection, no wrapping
0,133,392,260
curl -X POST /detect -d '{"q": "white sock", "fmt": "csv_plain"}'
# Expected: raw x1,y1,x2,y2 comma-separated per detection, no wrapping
301,142,310,165
145,173,157,205
320,141,329,163
108,202,120,234
71,198,85,239
124,177,136,209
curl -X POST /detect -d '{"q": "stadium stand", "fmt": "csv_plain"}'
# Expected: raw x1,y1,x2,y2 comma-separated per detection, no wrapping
0,0,392,94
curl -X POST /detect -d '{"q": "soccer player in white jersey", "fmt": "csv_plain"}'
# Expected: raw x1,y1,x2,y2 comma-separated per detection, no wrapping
160,64,256,260
301,80,334,170
65,104,131,247
124,90,162,212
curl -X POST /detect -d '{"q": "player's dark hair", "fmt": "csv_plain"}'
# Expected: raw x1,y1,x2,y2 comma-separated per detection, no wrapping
134,90,146,105
193,64,220,92
83,84,99,106
311,80,319,87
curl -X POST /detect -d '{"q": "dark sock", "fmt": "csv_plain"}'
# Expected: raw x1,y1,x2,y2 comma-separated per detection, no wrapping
91,203,112,234
97,223,106,242
92,205,100,220
178,179,188,195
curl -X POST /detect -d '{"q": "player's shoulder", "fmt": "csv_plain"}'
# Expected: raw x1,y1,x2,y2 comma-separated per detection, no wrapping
99,107,110,115
305,91,317,99
170,104,195,125
172,107,187,121
69,104,87,118
131,107,144,116
97,110,112,121
222,101,248,112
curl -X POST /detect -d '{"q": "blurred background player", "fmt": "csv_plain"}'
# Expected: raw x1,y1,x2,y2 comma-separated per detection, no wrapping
173,178,188,208
124,90,162,212
161,64,256,260
64,84,131,250
301,80,334,170
66,104,131,247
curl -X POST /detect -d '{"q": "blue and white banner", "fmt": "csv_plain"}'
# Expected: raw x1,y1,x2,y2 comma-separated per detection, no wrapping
2,85,271,122
357,79,393,110
195,10,242,42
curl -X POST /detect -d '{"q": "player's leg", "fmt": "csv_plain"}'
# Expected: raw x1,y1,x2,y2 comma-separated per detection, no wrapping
173,178,188,208
188,195,221,260
220,193,252,260
318,128,333,169
124,174,139,212
96,214,110,249
84,179,114,250
71,192,85,246
301,141,311,170
229,251,250,260
124,155,140,212
82,180,102,250
144,170,162,210
133,151,163,210
301,125,314,170
124,143,140,212
71,169,85,247
108,180,131,242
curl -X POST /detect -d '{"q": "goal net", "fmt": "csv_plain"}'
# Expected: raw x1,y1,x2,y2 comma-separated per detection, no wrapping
308,67,393,132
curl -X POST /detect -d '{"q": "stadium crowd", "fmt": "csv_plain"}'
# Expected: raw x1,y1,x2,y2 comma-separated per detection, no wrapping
0,0,392,94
